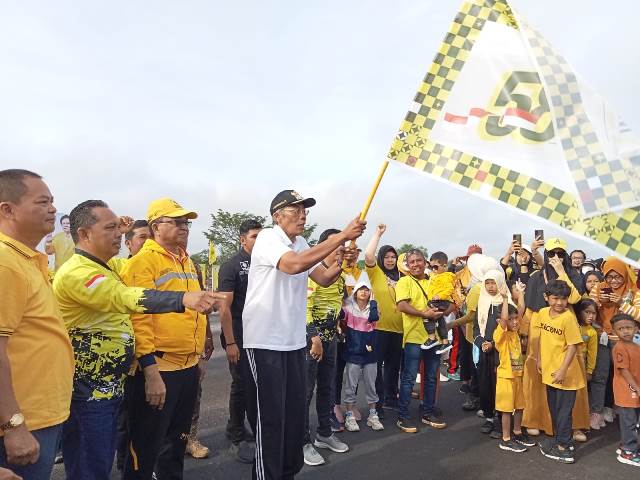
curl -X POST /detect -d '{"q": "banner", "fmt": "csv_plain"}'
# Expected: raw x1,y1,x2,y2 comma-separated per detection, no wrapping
388,0,640,265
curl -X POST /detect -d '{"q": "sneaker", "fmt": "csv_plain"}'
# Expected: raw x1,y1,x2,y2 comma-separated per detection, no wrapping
303,443,325,466
599,415,606,428
499,439,527,453
573,430,587,442
526,428,540,436
539,442,575,464
314,434,349,453
54,451,64,464
617,450,640,467
422,413,447,429
421,338,440,350
513,432,536,447
344,414,360,432
396,418,418,433
185,438,210,459
439,372,450,382
462,396,479,411
590,412,602,430
476,409,485,418
459,383,471,394
229,441,255,464
445,371,460,381
367,413,384,431
330,412,344,432
603,407,615,423
436,344,453,355
480,419,494,434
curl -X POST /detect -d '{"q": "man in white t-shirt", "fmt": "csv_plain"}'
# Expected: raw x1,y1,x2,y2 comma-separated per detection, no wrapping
243,189,365,480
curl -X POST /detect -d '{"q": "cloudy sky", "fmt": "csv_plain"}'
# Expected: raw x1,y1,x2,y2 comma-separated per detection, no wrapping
1,0,638,261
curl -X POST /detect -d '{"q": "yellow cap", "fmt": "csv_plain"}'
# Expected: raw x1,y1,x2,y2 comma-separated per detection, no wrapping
544,237,567,252
146,198,198,223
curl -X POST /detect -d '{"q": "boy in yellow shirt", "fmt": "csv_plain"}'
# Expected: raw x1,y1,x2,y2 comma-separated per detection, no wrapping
422,251,455,354
494,281,536,453
536,280,585,464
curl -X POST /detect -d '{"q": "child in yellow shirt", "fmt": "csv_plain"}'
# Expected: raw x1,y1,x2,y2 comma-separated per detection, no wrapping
572,299,598,442
421,251,455,354
493,281,535,453
537,280,585,464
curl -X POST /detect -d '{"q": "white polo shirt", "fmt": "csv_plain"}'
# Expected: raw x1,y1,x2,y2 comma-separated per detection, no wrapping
242,225,318,351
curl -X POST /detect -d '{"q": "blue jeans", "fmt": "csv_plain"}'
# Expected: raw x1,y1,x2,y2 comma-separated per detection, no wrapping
62,397,122,480
398,343,440,419
0,423,63,480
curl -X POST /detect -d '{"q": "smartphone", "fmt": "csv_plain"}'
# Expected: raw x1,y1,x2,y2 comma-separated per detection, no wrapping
513,234,522,246
535,229,544,241
601,287,613,295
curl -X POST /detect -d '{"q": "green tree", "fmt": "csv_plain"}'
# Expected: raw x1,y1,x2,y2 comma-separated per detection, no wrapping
397,243,429,257
204,210,267,264
190,250,208,265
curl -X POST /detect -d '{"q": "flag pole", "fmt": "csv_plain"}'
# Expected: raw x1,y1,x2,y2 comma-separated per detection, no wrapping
359,160,389,221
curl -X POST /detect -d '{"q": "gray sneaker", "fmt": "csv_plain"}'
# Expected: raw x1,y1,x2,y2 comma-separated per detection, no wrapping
230,440,255,464
314,434,349,453
303,443,325,466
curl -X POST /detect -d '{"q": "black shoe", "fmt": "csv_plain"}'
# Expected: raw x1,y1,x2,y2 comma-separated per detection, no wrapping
421,338,440,350
513,432,536,447
422,413,447,429
462,396,479,411
396,418,418,433
539,442,575,464
459,383,471,394
499,439,527,453
230,441,255,464
480,420,494,434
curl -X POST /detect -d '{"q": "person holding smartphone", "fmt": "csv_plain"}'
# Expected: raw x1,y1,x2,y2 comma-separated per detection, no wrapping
587,257,640,430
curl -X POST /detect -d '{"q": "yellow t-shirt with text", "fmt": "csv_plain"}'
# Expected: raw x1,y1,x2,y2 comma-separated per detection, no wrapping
538,307,585,391
395,275,429,346
493,324,524,379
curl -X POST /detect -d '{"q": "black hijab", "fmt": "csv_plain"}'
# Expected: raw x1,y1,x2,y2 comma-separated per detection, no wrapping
377,245,400,281
524,249,585,312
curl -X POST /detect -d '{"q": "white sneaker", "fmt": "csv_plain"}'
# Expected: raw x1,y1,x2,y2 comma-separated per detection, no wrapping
314,434,349,453
303,443,325,466
439,373,449,382
603,407,615,423
367,414,384,431
345,415,360,432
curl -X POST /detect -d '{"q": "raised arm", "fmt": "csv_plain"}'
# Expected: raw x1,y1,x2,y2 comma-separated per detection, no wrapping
364,224,386,267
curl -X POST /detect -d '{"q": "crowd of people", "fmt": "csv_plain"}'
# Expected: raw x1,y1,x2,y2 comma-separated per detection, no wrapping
0,168,639,480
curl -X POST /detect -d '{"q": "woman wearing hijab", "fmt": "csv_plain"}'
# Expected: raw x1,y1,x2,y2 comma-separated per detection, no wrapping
364,224,404,415
474,269,518,437
521,238,585,436
450,254,502,411
588,257,640,429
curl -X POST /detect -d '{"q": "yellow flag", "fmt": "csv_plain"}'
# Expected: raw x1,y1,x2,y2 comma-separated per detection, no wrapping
208,240,217,265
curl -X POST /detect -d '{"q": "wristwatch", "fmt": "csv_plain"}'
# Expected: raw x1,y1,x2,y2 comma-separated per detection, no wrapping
0,413,25,432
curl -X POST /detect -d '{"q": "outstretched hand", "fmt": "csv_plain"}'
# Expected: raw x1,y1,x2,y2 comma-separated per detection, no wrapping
342,216,367,241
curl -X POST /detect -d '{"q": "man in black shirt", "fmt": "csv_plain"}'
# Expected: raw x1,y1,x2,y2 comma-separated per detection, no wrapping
218,219,263,463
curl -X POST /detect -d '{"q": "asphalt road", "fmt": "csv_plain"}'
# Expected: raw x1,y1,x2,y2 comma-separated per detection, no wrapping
52,321,637,480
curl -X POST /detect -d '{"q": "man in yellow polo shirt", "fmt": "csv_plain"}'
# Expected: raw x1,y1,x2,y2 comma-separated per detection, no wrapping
44,215,75,271
0,169,75,480
395,249,447,434
120,198,217,480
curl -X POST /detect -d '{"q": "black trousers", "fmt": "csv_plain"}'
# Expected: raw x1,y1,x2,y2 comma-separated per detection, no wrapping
375,330,403,407
546,386,576,448
424,317,448,341
116,376,135,471
478,350,498,421
245,348,306,480
334,340,347,406
227,348,250,444
304,338,336,443
123,365,199,480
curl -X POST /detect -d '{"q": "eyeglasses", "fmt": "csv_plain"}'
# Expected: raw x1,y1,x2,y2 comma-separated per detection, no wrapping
604,273,624,282
547,250,566,258
430,264,445,270
281,207,309,217
156,219,192,228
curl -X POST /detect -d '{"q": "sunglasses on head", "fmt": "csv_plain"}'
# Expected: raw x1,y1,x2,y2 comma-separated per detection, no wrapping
547,249,566,258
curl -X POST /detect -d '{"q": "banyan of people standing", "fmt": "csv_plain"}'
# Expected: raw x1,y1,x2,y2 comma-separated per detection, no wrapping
521,238,587,436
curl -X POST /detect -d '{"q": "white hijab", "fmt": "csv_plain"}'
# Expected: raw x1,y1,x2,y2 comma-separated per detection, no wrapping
477,269,515,338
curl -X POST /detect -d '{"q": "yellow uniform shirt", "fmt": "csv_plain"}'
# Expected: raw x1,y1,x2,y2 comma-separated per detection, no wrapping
53,252,146,400
366,264,402,333
306,276,345,341
464,284,481,343
580,324,598,375
0,232,74,433
493,324,524,379
395,275,429,346
51,232,75,271
538,307,585,391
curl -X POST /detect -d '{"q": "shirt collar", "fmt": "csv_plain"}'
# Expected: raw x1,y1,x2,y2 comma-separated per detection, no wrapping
74,248,112,271
0,231,40,259
272,224,296,248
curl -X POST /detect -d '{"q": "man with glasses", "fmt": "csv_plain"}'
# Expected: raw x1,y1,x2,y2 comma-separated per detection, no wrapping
121,198,225,480
243,189,365,480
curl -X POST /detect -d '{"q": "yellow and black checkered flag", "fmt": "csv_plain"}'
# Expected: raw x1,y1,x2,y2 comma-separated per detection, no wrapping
388,0,640,265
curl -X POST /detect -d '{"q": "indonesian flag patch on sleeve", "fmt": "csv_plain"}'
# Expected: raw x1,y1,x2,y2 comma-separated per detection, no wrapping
85,274,107,289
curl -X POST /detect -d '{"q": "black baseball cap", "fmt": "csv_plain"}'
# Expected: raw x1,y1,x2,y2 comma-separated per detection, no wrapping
270,189,316,215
